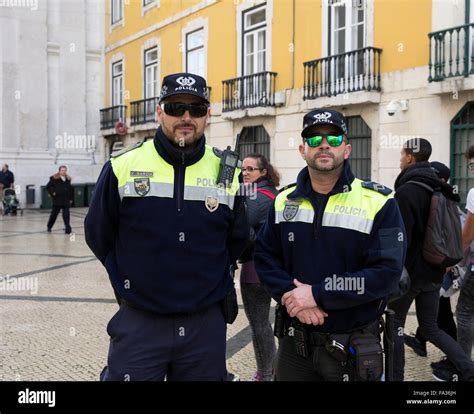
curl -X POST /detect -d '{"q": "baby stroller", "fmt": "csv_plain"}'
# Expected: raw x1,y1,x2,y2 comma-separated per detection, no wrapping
2,188,22,216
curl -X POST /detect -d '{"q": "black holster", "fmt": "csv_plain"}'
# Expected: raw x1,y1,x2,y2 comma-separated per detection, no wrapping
274,303,287,338
274,305,310,358
221,285,238,324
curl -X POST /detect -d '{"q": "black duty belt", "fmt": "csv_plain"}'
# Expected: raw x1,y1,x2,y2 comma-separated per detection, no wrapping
284,319,380,360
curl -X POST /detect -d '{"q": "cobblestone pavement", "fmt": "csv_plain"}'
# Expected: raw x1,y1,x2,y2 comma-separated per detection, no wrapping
0,208,455,381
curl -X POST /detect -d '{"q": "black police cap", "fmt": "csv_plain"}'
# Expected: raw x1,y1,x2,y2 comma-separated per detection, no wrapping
158,72,210,104
301,108,348,138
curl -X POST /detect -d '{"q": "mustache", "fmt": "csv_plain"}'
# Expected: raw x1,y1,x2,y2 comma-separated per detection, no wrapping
174,123,196,130
315,152,334,158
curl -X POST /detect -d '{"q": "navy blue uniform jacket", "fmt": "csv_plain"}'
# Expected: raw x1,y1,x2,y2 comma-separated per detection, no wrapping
255,162,406,332
84,128,249,314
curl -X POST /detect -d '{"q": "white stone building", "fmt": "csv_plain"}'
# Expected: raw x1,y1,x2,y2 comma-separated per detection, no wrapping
0,0,104,208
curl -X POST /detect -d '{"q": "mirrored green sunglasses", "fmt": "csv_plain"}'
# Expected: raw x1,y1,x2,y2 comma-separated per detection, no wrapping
304,135,345,148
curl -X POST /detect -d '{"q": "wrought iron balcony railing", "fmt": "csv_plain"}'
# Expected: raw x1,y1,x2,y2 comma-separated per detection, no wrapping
428,23,474,82
303,47,382,99
100,105,127,130
222,71,277,112
130,97,158,126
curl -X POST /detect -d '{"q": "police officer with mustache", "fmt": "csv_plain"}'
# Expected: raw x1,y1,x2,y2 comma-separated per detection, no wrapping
255,109,406,381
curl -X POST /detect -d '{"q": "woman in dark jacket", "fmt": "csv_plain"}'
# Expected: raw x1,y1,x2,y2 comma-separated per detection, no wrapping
239,153,280,381
46,165,73,234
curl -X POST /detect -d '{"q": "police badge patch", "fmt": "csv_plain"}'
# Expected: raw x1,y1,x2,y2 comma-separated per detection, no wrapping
205,196,219,212
283,204,299,221
283,199,302,221
134,178,150,196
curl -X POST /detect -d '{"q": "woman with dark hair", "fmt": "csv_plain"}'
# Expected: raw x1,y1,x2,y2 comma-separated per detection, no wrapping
239,153,280,381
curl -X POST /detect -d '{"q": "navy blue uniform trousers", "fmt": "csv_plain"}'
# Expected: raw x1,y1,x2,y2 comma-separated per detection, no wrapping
101,302,227,381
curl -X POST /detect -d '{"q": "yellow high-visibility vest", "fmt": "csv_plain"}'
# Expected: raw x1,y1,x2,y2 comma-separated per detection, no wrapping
274,179,393,235
111,140,240,209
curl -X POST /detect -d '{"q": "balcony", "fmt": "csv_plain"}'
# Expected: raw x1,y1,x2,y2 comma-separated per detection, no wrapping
130,97,159,126
303,47,382,100
428,23,474,82
222,71,277,112
100,105,126,130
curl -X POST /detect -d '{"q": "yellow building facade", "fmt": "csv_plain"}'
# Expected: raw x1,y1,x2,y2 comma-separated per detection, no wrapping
101,0,474,202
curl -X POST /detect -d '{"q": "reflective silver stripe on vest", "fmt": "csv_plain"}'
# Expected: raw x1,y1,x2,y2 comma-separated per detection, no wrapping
118,182,235,208
184,185,235,209
322,212,373,234
275,209,314,224
118,182,174,199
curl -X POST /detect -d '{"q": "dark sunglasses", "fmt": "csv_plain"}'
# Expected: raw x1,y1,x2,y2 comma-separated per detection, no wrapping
304,134,345,148
161,102,209,118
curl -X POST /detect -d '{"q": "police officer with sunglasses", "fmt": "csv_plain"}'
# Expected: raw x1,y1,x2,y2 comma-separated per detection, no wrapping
255,108,407,381
85,72,249,381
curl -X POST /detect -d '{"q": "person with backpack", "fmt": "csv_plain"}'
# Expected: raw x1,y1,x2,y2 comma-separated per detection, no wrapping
238,153,279,381
389,138,474,381
404,162,459,357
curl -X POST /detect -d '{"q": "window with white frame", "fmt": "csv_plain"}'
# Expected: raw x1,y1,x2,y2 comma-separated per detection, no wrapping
112,61,123,106
111,0,123,25
144,47,159,99
186,29,205,77
142,0,159,15
329,0,365,79
330,0,365,55
243,4,266,76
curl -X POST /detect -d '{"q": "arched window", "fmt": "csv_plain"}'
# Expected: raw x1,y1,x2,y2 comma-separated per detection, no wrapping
237,126,271,160
346,116,371,181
